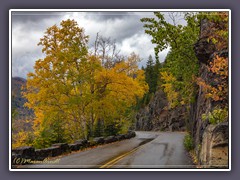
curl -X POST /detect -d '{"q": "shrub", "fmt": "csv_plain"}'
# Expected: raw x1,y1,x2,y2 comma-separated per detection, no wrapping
184,133,194,151
201,107,228,124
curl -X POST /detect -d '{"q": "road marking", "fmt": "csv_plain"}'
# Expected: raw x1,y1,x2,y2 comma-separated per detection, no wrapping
100,141,151,168
100,146,141,168
100,138,156,168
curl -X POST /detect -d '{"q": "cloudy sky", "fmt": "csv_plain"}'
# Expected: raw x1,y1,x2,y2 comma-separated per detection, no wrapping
11,11,174,78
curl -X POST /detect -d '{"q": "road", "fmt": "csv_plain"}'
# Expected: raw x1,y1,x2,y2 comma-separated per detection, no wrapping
19,131,195,169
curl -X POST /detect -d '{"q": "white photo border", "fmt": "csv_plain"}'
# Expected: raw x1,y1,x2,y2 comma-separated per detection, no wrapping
9,9,231,172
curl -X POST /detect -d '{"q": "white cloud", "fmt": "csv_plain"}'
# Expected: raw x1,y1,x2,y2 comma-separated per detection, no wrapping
119,33,154,58
12,14,64,78
11,11,172,78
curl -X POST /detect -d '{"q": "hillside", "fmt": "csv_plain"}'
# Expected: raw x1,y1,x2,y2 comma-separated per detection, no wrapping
12,77,34,132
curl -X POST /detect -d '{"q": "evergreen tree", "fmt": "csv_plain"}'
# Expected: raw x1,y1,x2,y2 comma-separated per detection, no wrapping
145,55,161,94
153,58,161,91
141,12,200,108
145,55,155,94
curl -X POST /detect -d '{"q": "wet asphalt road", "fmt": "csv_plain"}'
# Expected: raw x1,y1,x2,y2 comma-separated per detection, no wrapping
19,131,194,169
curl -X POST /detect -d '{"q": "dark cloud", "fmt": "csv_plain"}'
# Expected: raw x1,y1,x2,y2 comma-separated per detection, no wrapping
11,11,173,78
85,12,131,21
11,11,62,24
12,52,44,78
85,12,155,45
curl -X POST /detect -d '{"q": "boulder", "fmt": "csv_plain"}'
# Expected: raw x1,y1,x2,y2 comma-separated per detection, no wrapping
12,146,36,164
124,131,136,139
49,146,62,157
119,134,127,140
93,137,105,145
75,139,89,147
104,136,117,144
123,133,131,139
129,131,136,138
52,143,70,153
11,153,28,165
35,146,62,159
115,134,125,141
69,143,82,151
12,146,35,157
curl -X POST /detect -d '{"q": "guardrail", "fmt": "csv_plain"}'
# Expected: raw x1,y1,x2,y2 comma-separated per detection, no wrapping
11,131,136,165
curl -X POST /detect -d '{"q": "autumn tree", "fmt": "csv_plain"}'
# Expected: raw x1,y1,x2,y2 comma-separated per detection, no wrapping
24,19,93,147
23,19,148,148
92,52,148,136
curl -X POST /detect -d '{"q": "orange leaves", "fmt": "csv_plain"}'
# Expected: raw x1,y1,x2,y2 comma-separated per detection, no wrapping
209,55,228,77
196,12,228,103
197,77,222,101
196,55,228,102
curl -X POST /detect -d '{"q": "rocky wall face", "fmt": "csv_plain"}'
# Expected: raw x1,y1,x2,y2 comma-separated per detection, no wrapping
190,63,213,149
199,122,228,168
191,48,228,151
135,89,187,132
192,19,229,167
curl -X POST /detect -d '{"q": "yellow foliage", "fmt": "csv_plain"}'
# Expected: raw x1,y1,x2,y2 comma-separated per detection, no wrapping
160,71,179,108
12,131,33,149
22,19,148,147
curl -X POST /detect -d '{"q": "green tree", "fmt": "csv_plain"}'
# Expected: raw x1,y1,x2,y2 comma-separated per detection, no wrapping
145,55,155,94
141,12,200,107
153,58,161,91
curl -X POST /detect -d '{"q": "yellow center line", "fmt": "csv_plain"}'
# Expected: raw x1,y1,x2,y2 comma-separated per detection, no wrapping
100,144,145,169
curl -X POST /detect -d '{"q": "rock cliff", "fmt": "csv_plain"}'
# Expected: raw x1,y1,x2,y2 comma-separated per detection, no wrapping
135,89,187,132
135,18,229,168
190,19,229,168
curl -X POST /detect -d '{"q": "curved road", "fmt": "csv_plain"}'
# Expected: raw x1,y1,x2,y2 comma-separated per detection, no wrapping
20,131,195,169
